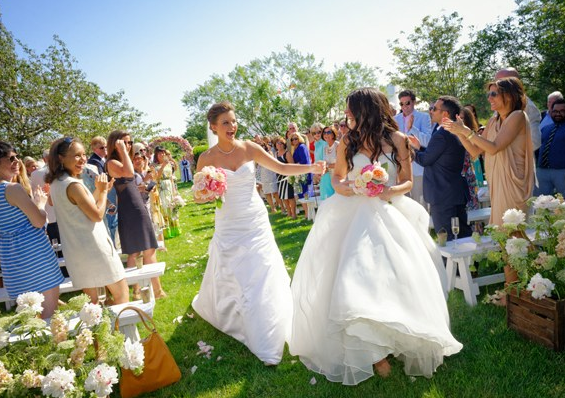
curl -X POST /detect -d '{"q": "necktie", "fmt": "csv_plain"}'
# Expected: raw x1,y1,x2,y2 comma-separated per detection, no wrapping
541,124,559,168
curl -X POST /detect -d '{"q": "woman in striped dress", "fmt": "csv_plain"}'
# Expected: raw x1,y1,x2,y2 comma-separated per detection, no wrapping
274,138,296,219
0,141,64,318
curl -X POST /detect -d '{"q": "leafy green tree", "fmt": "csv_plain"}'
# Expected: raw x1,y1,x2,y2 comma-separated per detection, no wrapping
388,12,470,103
182,46,379,139
0,21,165,157
465,0,565,108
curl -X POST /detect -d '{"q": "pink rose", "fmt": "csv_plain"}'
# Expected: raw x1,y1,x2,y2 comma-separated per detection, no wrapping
366,181,385,197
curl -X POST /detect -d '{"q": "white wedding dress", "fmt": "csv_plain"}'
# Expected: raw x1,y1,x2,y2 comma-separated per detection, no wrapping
288,153,462,385
192,161,292,365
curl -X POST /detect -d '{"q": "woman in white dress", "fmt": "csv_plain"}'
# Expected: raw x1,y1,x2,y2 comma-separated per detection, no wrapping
191,101,325,365
47,137,129,304
288,88,462,385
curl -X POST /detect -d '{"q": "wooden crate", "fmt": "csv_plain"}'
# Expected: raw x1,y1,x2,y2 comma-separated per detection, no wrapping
507,290,565,351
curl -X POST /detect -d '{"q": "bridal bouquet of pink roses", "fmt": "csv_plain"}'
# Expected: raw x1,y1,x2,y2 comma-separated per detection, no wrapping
352,162,389,197
192,166,227,208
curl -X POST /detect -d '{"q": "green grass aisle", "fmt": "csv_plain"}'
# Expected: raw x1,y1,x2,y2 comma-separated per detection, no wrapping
146,183,565,398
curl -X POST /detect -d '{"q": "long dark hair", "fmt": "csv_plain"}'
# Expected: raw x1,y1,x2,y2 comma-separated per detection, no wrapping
106,130,133,163
344,88,402,172
45,137,83,183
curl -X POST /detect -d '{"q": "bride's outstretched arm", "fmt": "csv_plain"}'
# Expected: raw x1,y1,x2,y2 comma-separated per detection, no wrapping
376,132,413,201
331,140,355,196
251,141,325,175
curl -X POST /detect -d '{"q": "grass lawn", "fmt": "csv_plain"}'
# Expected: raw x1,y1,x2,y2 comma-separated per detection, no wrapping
145,182,565,398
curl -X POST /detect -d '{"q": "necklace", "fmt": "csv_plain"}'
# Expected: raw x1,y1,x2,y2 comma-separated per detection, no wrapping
217,144,236,155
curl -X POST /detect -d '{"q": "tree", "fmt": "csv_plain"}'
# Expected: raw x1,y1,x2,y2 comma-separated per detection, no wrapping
465,0,565,108
0,21,165,157
388,12,470,103
181,46,379,141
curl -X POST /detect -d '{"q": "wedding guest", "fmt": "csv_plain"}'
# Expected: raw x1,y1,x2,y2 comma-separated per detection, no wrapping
87,136,107,175
289,88,461,385
23,156,39,176
443,77,534,225
12,158,32,196
409,96,472,240
192,101,325,366
320,126,338,200
106,131,165,299
290,132,312,218
30,149,61,250
338,119,350,140
180,155,192,183
394,89,432,205
258,145,282,213
0,141,64,318
459,107,482,206
47,137,128,305
153,146,176,235
540,91,563,130
275,137,296,218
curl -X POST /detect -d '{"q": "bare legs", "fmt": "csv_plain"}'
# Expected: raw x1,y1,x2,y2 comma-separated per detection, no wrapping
41,286,60,319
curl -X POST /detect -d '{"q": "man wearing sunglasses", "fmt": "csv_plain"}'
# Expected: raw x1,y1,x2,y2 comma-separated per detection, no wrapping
87,136,107,175
394,89,432,205
409,96,472,240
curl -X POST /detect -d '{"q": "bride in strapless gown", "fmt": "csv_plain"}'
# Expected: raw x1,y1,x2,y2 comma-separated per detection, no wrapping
191,101,325,365
288,88,462,385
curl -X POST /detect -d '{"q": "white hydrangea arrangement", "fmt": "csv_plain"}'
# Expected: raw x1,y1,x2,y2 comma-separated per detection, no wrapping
487,194,565,300
0,293,144,397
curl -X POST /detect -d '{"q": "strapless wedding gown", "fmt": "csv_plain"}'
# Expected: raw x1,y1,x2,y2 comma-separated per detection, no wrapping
288,153,462,385
192,161,292,364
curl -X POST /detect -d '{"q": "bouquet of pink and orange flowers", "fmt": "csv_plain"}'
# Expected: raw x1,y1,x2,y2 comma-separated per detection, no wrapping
192,166,227,208
352,162,389,197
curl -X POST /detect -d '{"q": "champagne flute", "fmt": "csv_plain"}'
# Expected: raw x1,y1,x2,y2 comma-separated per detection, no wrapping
451,217,460,248
96,286,107,307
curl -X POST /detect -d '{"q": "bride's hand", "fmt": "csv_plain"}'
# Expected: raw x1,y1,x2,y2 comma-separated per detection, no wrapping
376,186,395,202
334,180,355,197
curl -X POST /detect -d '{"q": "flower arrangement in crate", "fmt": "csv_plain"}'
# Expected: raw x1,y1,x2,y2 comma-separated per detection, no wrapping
486,194,565,300
0,293,143,397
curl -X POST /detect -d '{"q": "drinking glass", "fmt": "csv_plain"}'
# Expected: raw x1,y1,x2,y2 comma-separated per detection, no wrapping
451,217,460,248
97,286,107,307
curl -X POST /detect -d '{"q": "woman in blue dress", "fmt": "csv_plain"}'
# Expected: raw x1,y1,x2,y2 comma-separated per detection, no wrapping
0,141,64,318
290,132,312,218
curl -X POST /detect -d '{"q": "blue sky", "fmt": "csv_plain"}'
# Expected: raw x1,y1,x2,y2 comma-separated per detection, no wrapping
1,0,517,135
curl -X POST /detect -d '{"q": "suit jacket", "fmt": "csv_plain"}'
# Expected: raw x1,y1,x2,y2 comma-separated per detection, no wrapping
414,127,469,206
394,110,432,176
87,153,105,175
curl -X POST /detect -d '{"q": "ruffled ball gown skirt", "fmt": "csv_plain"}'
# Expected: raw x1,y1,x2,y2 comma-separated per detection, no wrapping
288,154,462,385
192,161,292,364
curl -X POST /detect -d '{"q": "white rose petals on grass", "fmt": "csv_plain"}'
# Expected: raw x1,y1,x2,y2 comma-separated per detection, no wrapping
191,365,198,374
309,376,317,385
196,341,214,359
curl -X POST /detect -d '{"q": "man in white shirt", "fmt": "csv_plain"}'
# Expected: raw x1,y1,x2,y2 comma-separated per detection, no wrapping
393,89,432,205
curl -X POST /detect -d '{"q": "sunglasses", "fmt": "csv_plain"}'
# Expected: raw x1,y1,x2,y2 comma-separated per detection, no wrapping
431,105,446,112
339,123,346,127
399,101,412,106
290,137,299,142
8,155,18,163
98,146,107,150
314,131,322,135
125,141,134,146
487,91,498,98
323,131,332,135
138,148,147,152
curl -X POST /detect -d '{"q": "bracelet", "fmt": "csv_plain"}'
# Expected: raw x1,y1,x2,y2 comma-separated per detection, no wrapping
467,131,476,141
